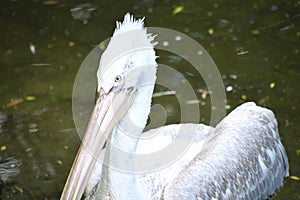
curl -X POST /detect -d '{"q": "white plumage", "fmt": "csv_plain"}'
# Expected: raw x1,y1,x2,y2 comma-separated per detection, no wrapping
85,102,288,200
60,14,289,200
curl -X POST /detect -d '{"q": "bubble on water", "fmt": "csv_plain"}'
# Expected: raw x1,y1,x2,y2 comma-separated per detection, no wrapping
162,41,169,46
226,85,233,92
175,35,182,41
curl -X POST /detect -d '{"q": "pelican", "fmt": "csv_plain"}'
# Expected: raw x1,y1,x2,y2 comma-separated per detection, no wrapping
61,14,289,200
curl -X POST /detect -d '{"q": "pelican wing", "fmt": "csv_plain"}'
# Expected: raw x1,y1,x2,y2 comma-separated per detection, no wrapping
164,102,289,200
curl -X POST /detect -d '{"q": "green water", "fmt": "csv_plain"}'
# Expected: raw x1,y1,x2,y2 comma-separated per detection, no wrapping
0,0,299,199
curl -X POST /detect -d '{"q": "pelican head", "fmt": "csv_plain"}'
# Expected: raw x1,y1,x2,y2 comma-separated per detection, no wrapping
61,14,157,200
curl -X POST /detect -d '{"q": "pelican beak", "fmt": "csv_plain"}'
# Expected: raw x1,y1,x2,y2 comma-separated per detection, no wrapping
60,87,136,200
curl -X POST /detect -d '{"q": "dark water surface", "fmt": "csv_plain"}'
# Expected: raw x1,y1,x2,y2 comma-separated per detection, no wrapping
0,0,299,199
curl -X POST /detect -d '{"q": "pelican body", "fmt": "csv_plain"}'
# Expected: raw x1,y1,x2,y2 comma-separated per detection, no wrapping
60,14,289,200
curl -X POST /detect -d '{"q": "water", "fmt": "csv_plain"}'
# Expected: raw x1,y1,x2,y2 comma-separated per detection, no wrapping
0,0,299,199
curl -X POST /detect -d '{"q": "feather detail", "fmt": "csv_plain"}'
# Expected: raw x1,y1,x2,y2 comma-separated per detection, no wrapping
114,13,145,35
113,13,156,46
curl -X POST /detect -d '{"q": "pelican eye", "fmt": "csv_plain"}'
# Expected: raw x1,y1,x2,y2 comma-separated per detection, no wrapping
114,75,122,82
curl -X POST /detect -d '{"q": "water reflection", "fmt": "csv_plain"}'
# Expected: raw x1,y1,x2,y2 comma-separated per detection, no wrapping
0,157,21,185
70,3,98,24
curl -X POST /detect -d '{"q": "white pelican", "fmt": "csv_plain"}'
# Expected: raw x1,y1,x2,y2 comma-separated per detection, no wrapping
60,14,289,200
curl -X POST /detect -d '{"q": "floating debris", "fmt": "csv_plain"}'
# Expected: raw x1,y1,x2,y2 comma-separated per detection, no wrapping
236,47,249,55
152,90,176,98
251,29,260,35
296,149,300,156
57,160,63,165
197,88,209,99
42,0,58,5
0,158,21,183
162,41,169,46
172,6,184,15
270,5,279,12
68,41,75,47
241,95,247,100
25,96,36,101
4,98,24,108
58,128,77,133
14,185,24,193
207,11,213,17
280,24,294,31
1,145,7,151
197,50,204,55
99,42,106,50
28,123,38,133
208,28,214,35
4,96,37,108
226,86,233,92
175,35,182,41
186,99,201,105
269,82,276,89
290,176,300,181
31,63,52,66
229,74,238,79
70,3,97,24
225,104,231,110
185,72,195,77
29,42,36,54
217,19,230,29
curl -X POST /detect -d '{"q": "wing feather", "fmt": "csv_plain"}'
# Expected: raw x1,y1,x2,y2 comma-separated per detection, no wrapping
164,102,288,200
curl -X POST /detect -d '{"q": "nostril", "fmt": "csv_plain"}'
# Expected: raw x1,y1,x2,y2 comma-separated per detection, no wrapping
98,88,106,99
127,86,134,93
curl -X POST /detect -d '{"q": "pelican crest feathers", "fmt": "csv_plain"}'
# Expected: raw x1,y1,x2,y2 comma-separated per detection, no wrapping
114,13,145,35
